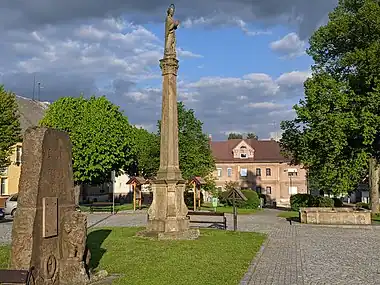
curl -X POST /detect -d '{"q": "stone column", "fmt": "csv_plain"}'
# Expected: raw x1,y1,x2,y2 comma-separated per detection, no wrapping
140,4,199,240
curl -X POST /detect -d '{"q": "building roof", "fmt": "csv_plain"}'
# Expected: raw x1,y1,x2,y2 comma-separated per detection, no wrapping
126,176,148,185
16,96,50,133
211,139,290,163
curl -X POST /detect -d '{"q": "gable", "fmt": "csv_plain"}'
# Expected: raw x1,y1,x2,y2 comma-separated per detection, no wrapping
232,140,254,159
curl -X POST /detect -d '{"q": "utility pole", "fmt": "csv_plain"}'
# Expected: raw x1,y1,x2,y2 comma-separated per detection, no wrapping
32,75,36,100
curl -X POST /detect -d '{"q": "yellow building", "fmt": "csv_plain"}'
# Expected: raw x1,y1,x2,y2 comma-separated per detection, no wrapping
0,143,22,195
0,96,49,196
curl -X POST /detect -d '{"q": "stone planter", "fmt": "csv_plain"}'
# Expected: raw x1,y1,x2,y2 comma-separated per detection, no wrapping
299,207,372,225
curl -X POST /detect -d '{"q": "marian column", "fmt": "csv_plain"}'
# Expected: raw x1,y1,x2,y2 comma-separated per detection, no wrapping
145,4,199,240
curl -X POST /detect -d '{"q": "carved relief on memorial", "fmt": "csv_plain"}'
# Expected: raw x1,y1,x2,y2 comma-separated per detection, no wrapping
61,211,87,261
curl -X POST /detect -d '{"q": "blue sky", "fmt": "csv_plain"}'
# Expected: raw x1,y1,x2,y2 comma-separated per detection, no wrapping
0,0,337,140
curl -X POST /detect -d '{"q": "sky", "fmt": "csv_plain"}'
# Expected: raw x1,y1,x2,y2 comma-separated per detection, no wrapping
0,0,338,140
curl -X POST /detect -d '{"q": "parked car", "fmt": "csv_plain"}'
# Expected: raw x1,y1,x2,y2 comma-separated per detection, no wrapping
0,208,4,220
5,194,18,217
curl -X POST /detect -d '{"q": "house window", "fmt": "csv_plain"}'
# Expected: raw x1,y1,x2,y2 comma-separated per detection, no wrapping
256,168,261,176
0,178,7,195
266,168,271,176
217,168,222,177
240,168,247,177
266,186,272,194
289,186,298,195
240,146,248,159
256,186,262,193
227,168,232,177
16,146,22,164
287,169,298,176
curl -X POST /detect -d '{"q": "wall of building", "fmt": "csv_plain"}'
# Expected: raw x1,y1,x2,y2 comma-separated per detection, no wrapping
0,142,22,196
213,162,307,206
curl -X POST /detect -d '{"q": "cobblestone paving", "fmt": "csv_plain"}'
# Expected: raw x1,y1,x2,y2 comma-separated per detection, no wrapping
1,210,380,285
243,210,380,285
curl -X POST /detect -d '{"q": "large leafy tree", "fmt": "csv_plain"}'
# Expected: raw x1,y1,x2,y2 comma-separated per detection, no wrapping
0,86,21,170
157,102,215,180
281,0,380,212
228,133,243,140
40,96,137,185
246,132,258,139
131,127,160,178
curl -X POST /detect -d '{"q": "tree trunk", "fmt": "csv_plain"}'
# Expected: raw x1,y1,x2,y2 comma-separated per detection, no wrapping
368,157,379,215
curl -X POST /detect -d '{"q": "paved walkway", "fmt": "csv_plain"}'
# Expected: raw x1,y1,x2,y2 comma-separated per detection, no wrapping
240,210,380,285
1,209,380,284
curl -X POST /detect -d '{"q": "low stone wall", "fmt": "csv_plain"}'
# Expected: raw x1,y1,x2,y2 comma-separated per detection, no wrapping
299,207,372,225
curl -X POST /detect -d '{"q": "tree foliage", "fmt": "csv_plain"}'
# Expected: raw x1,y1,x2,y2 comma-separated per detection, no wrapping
246,132,258,139
131,127,160,178
228,133,243,140
40,96,137,185
280,0,380,199
0,86,21,170
158,102,215,181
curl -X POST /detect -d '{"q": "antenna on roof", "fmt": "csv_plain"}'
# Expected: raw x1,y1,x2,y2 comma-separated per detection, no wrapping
32,74,36,101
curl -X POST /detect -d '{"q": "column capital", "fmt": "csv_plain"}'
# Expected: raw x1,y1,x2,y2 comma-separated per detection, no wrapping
159,57,179,76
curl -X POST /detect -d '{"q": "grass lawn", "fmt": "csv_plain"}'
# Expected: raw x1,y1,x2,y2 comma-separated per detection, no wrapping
372,214,380,223
0,228,266,285
0,245,10,268
277,211,299,219
200,203,260,215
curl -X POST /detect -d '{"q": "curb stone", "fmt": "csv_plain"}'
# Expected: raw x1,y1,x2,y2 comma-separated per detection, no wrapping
240,236,270,285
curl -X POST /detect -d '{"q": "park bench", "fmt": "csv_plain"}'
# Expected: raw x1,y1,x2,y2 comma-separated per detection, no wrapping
0,267,34,284
187,211,227,230
89,202,118,213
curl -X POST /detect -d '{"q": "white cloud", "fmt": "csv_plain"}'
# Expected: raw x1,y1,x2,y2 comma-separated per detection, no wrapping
270,32,306,58
182,15,271,37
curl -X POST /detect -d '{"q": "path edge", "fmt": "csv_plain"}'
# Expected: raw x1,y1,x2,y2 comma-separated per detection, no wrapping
240,235,270,285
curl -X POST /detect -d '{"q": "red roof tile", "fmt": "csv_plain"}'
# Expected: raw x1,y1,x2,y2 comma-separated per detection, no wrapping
211,139,289,163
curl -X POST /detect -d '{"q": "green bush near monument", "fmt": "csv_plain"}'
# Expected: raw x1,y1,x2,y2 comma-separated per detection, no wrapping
0,227,266,285
290,194,335,211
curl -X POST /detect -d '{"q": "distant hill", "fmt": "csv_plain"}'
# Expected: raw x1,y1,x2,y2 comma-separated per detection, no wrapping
15,96,50,132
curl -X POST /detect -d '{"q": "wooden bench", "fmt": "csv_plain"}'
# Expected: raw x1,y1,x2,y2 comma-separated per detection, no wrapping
89,202,116,213
0,267,34,284
187,211,227,230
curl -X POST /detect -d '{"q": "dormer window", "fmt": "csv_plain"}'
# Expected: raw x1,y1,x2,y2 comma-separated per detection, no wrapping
240,146,248,159
232,141,255,159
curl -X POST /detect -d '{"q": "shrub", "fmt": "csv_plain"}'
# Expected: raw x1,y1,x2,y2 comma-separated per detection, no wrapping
356,202,370,209
221,189,260,209
333,198,343,207
184,190,204,207
290,194,312,211
290,194,334,211
313,196,334,208
240,190,260,209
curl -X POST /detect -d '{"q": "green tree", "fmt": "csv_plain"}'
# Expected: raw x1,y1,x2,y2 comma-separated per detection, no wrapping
280,0,380,212
246,132,258,139
40,96,137,185
228,133,243,140
132,127,160,178
0,86,21,170
157,101,215,180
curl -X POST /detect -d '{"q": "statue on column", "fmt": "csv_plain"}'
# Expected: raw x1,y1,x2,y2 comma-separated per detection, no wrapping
164,4,180,57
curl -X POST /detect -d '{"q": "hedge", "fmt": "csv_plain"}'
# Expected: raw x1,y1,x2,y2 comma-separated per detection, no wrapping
290,194,334,211
219,189,260,209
